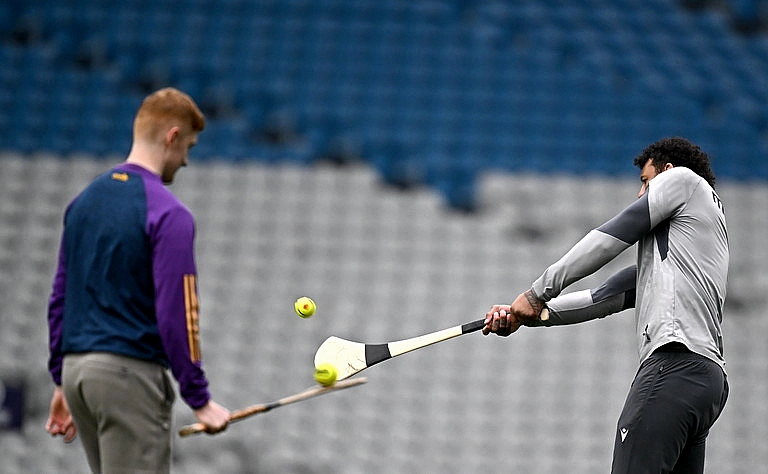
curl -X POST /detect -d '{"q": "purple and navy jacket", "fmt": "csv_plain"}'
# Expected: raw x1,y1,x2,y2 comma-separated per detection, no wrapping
47,163,211,409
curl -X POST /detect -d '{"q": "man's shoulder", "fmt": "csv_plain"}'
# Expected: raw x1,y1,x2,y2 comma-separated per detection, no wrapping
126,171,189,215
653,166,709,196
147,187,192,222
117,170,194,227
657,166,707,186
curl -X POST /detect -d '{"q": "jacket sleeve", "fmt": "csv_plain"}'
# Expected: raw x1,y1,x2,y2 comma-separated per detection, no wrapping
151,206,211,409
527,265,637,327
47,232,68,386
531,193,651,302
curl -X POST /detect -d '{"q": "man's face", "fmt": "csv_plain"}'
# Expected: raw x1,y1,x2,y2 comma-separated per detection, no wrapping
637,158,672,198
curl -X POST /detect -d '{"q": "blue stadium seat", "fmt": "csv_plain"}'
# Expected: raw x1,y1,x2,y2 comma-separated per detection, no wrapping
1,0,767,208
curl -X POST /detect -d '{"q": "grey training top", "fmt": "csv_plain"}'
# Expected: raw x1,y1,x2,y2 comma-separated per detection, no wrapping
530,167,728,372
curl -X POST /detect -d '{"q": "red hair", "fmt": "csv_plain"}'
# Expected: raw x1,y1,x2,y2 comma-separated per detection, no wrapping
133,87,205,142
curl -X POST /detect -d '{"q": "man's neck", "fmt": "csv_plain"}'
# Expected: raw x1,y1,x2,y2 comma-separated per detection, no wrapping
125,143,163,177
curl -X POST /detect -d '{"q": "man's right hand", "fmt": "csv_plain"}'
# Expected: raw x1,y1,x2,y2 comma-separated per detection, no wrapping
193,400,230,434
483,289,546,336
483,305,523,336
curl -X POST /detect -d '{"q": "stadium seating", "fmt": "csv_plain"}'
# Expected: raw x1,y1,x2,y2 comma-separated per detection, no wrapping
1,155,767,472
1,0,768,209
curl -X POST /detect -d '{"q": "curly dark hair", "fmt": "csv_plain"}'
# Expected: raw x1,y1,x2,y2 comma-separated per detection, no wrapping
633,137,717,189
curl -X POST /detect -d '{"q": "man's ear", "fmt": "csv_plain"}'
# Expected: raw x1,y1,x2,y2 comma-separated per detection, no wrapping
164,126,180,146
663,162,674,171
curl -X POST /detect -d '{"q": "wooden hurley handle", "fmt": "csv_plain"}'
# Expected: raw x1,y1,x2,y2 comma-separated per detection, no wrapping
178,377,368,437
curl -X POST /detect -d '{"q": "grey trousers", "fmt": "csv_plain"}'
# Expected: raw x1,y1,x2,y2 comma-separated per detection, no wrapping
62,352,176,474
611,347,728,474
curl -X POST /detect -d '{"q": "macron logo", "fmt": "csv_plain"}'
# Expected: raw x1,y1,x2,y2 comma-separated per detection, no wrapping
620,427,629,443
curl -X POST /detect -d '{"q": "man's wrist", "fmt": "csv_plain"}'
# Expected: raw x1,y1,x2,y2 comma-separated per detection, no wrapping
523,288,546,315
